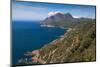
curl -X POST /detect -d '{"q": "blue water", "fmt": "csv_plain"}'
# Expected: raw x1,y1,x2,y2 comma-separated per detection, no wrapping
12,21,66,65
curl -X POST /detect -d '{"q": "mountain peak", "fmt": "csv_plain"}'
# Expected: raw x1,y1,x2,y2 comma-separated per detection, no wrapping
43,12,74,26
64,13,73,19
47,12,73,19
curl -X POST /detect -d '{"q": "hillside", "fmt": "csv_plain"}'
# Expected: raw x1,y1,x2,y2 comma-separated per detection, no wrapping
17,13,96,65
35,19,96,64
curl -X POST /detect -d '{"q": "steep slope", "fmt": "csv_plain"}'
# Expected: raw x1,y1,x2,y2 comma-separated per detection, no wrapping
26,19,96,64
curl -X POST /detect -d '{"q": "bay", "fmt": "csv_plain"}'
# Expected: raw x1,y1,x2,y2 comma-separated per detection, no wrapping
12,21,66,65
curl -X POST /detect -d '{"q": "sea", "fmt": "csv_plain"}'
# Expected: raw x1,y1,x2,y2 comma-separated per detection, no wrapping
12,21,66,65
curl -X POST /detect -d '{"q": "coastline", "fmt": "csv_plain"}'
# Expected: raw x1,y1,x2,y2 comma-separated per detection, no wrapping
40,24,68,29
30,27,72,64
17,25,68,64
18,20,96,65
22,27,71,64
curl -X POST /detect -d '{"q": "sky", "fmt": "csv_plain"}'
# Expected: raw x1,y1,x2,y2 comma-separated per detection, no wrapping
12,1,96,21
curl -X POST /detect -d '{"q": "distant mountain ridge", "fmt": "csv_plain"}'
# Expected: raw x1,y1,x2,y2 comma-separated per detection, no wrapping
43,13,73,26
42,12,95,28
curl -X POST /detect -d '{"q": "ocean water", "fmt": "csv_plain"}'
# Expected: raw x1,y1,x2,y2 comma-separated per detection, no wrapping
12,21,66,65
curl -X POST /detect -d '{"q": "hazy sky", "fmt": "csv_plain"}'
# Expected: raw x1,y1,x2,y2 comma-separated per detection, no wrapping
12,1,96,21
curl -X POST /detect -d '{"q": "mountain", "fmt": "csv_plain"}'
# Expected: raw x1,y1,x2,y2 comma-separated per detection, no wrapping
42,13,74,28
42,12,95,28
64,13,73,19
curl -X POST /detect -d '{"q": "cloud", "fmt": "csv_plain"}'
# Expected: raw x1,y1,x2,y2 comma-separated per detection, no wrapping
48,11,63,17
73,16,80,18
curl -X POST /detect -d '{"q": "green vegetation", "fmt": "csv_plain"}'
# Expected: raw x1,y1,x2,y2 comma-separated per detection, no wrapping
18,18,96,65
36,19,96,64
